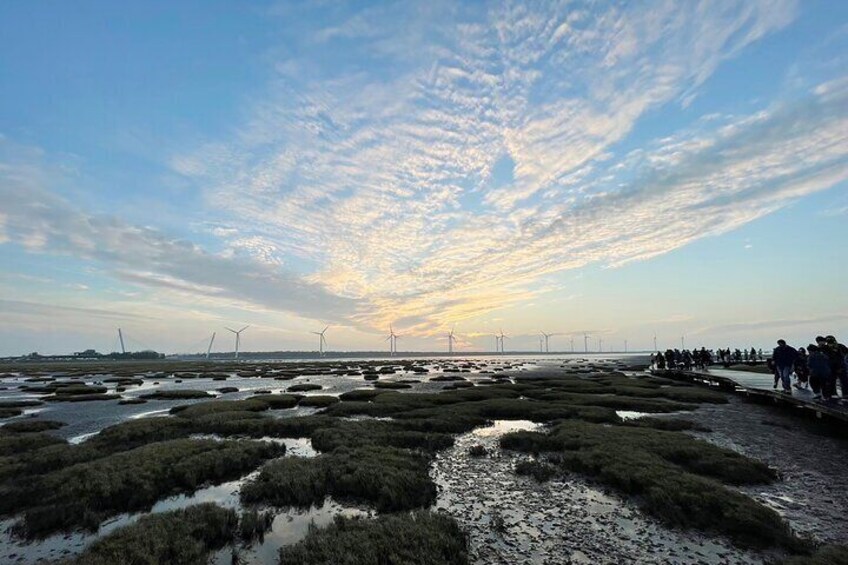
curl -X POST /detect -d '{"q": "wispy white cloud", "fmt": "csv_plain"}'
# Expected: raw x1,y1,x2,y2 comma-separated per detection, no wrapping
4,1,845,342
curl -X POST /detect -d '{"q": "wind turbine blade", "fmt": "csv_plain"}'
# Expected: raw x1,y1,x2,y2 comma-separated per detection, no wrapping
322,326,329,333
239,325,250,332
226,327,237,333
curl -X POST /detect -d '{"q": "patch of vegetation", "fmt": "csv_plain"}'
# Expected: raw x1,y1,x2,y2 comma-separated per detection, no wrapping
279,511,468,565
5,438,284,538
298,395,340,407
501,420,792,549
0,409,22,418
65,503,237,565
514,459,558,482
239,508,275,543
2,419,65,433
46,394,122,402
310,420,453,452
624,417,712,432
374,381,413,389
339,389,396,401
781,545,848,564
241,445,435,512
0,400,43,408
53,384,108,395
288,383,322,392
141,389,213,400
217,387,239,393
468,445,487,457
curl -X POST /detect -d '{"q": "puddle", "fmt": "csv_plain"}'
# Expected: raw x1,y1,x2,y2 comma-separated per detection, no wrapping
68,431,99,444
128,409,171,420
615,410,649,421
211,497,374,564
472,420,541,438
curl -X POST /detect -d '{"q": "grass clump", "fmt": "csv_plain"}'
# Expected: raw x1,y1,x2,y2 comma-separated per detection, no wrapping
2,419,66,433
501,420,790,549
241,445,435,512
279,511,468,565
781,545,848,564
514,460,558,482
468,445,487,457
65,503,237,565
239,508,275,543
298,395,340,408
288,383,322,392
374,381,413,389
5,438,283,538
339,389,396,401
310,420,453,452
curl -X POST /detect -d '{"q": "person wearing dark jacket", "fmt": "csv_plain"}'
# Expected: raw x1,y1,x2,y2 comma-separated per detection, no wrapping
772,339,797,393
793,347,809,389
807,344,832,400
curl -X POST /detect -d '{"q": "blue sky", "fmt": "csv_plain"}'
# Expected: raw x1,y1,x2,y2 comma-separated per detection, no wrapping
1,0,847,355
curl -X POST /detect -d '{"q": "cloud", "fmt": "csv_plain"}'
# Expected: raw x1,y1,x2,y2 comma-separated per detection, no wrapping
5,1,846,340
0,299,154,321
0,138,360,323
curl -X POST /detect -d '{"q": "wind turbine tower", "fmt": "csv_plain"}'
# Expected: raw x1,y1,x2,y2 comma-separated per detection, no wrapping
312,326,328,356
206,332,216,359
570,336,575,353
653,334,658,352
448,327,457,354
498,329,508,354
117,328,126,355
583,334,590,353
540,331,556,353
385,325,398,356
226,326,249,359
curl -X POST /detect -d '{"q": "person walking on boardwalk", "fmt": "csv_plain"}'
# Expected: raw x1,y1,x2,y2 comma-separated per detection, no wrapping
772,339,797,394
823,336,847,402
807,344,832,401
793,347,809,390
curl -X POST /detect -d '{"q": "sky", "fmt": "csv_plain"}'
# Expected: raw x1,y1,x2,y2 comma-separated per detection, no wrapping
1,0,847,356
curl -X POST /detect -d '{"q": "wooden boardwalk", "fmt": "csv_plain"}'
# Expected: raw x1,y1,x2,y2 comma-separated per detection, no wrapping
652,368,848,426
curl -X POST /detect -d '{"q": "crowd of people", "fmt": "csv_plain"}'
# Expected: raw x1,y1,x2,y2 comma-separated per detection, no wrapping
650,335,848,404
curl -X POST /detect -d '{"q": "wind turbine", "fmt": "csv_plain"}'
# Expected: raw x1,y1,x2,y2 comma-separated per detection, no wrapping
447,327,457,354
583,334,590,353
653,334,658,352
312,326,328,356
117,328,126,355
570,336,575,353
498,329,509,354
539,336,544,353
205,332,216,359
540,331,556,353
624,339,628,353
597,337,603,353
385,325,398,356
226,326,249,359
